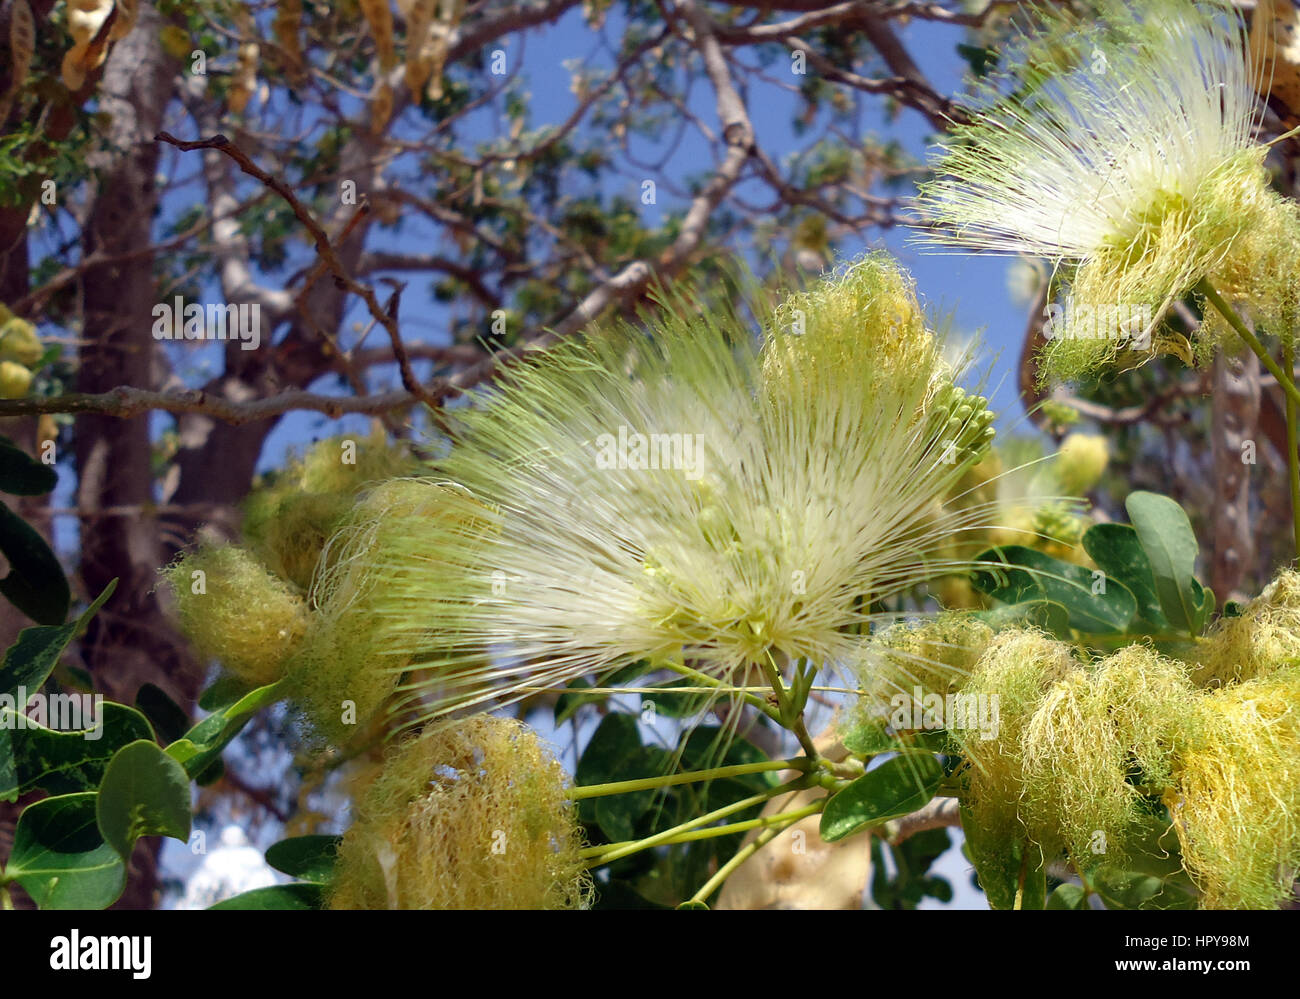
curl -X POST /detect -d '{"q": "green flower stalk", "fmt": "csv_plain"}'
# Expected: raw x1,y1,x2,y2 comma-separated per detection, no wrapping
914,0,1300,380
338,254,1003,728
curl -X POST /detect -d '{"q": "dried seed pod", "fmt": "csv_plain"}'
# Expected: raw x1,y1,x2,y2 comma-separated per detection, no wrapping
402,0,436,94
360,0,396,71
0,0,35,121
61,0,114,89
273,0,305,84
9,0,34,88
1251,0,1300,117
108,0,136,41
422,0,464,101
228,41,260,113
370,78,393,133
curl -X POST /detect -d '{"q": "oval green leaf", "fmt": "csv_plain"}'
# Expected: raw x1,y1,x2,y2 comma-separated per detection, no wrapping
209,883,324,910
0,701,154,800
265,835,341,884
820,754,944,843
1124,491,1202,637
96,740,192,862
6,792,125,909
972,545,1136,634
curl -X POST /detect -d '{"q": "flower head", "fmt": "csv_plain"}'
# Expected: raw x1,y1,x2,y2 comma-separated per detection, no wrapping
1171,667,1300,909
915,0,1300,379
323,256,1003,727
1193,568,1300,686
329,715,590,910
163,544,308,687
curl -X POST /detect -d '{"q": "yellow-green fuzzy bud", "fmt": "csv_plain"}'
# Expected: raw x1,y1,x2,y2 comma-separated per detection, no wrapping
242,430,423,590
953,629,1078,851
329,715,591,909
297,429,423,495
764,252,939,408
1192,569,1300,686
0,361,32,399
1170,667,1300,909
243,491,353,592
1017,646,1195,865
163,545,308,687
1054,433,1109,496
286,479,486,743
852,612,995,706
0,316,43,367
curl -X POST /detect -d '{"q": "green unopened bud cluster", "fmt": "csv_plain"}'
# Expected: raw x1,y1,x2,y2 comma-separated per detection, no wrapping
927,383,995,467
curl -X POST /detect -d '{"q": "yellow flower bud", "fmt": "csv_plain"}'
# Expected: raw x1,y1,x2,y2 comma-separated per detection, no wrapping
0,360,33,399
0,316,44,367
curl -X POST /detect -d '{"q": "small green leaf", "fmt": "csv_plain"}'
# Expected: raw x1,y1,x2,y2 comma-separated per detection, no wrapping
0,701,154,800
0,581,116,701
0,435,57,495
820,754,944,843
972,546,1136,634
265,835,341,884
134,683,190,745
1193,582,1215,634
1089,869,1197,910
165,679,285,778
0,499,71,624
1125,491,1202,636
96,740,192,863
1047,882,1088,909
197,674,255,713
1018,852,1048,909
960,802,1046,911
841,721,896,757
974,598,1071,638
1081,523,1169,632
208,883,324,910
676,899,709,910
6,792,125,909
841,722,948,757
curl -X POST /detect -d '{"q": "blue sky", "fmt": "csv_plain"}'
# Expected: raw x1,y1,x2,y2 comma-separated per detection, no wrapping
241,6,1029,475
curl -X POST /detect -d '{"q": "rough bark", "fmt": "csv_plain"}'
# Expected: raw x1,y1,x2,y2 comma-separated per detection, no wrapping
1210,348,1262,603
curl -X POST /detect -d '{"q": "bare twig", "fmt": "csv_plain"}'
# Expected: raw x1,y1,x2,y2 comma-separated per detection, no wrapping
883,796,962,845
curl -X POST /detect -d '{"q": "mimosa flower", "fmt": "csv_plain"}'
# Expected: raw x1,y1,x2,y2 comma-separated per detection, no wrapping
321,255,1003,727
329,715,590,910
1171,667,1300,910
915,0,1300,379
164,545,308,688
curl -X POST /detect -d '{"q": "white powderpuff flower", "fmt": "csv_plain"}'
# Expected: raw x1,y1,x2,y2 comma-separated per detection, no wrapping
330,256,1004,726
914,0,1300,378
